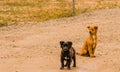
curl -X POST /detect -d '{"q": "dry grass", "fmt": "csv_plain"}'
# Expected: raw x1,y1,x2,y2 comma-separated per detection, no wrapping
0,0,120,27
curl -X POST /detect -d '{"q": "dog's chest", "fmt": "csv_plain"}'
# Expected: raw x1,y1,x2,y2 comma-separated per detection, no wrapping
64,57,69,60
63,52,71,60
64,54,70,60
92,36,96,48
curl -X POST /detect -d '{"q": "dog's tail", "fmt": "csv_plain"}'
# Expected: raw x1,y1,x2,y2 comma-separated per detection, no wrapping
76,52,81,55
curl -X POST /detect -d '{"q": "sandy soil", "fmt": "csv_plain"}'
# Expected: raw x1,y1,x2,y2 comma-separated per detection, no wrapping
0,8,120,72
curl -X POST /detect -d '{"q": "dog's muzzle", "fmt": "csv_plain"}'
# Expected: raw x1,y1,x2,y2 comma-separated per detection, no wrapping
63,47,69,51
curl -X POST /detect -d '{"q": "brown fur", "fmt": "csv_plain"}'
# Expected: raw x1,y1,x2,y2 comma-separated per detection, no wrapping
78,26,98,57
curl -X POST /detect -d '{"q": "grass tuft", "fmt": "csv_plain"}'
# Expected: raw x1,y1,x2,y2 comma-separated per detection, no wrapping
0,0,120,27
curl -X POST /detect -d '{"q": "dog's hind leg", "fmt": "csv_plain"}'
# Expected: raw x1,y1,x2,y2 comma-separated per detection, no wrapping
80,49,87,56
72,56,76,67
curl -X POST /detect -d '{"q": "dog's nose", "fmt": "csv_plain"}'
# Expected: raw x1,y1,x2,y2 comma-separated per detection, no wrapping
89,31,91,34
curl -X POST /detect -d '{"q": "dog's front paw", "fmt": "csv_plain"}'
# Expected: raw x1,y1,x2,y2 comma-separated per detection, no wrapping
73,65,76,67
67,67,71,70
76,52,80,55
60,67,64,70
64,64,67,67
90,55,96,58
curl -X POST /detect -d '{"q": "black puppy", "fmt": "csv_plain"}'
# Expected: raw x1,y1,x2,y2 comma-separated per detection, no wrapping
60,41,76,70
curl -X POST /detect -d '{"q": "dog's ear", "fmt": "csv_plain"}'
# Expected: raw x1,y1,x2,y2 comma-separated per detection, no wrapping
94,26,98,30
60,41,64,48
68,41,72,48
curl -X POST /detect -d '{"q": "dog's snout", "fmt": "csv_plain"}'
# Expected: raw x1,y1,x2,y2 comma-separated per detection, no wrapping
63,47,68,51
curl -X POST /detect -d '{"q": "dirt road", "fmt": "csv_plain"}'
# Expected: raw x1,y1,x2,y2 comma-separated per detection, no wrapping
0,9,120,72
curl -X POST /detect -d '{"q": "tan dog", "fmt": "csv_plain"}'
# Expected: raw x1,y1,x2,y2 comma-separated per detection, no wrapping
78,26,98,57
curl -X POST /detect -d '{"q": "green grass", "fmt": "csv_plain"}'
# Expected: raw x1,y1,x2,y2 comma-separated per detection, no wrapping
0,0,120,27
0,17,8,27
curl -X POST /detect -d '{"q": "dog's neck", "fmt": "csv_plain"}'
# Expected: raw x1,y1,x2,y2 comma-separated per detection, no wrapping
90,34,97,39
62,51,69,56
90,34,97,42
90,34,97,48
92,35,96,40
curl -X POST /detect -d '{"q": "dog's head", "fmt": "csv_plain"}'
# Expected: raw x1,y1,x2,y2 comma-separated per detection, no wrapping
60,41,72,52
87,26,98,35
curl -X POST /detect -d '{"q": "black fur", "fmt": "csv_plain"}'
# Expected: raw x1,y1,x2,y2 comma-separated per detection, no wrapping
60,41,76,70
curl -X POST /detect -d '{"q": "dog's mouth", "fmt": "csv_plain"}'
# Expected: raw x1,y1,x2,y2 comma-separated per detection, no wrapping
63,49,69,52
63,47,69,51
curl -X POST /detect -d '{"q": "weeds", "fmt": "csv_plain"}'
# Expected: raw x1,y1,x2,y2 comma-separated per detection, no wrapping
0,0,120,27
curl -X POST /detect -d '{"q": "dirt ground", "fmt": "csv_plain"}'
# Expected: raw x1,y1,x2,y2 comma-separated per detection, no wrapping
0,8,120,72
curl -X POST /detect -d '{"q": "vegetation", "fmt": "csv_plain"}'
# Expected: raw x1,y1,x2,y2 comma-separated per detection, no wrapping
0,0,120,27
